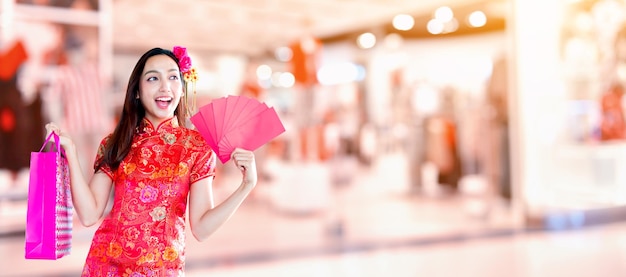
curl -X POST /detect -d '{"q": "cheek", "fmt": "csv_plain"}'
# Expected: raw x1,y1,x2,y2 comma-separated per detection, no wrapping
138,82,153,97
172,85,184,105
139,95,152,110
137,87,149,105
173,83,184,98
171,95,182,107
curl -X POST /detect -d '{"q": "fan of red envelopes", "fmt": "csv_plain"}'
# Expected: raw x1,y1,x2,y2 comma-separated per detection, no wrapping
190,95,286,164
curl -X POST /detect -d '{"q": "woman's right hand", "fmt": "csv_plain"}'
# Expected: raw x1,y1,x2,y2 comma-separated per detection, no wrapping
45,122,75,151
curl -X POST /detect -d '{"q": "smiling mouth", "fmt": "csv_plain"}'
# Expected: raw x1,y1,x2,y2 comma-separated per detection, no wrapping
155,97,173,108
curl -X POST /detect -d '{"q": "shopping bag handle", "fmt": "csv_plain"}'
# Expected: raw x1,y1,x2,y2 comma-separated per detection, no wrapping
39,132,61,154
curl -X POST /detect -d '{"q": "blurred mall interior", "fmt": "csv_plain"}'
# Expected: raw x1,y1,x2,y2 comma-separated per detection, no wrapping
2,0,626,276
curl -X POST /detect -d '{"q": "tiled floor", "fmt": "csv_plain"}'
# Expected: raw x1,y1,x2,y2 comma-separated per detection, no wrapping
1,152,625,276
186,221,626,277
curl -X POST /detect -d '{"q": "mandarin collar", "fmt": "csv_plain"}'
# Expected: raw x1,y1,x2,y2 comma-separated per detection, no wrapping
138,116,179,135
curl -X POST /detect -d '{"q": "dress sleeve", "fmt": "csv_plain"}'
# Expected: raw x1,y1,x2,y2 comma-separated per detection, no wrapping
190,132,216,184
93,135,114,179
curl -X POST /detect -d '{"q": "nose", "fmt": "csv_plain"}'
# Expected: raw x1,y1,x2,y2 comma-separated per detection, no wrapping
159,80,171,92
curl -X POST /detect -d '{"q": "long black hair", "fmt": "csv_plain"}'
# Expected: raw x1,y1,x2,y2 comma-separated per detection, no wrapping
96,47,186,172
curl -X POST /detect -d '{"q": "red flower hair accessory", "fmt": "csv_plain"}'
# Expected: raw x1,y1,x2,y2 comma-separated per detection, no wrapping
173,46,192,74
173,46,198,118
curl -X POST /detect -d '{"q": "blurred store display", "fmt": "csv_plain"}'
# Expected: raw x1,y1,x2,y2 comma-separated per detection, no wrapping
0,0,112,235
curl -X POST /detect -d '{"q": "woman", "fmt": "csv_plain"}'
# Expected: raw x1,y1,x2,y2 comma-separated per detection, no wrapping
46,47,257,276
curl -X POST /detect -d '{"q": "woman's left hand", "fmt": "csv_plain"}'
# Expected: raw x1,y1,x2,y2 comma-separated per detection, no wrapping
231,148,257,189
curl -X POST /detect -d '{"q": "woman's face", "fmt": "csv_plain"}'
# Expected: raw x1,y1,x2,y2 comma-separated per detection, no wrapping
139,54,183,126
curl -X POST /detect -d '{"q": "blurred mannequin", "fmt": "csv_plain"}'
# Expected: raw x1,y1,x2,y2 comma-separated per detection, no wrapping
45,28,114,178
600,83,626,140
424,88,462,192
598,19,626,141
486,56,511,199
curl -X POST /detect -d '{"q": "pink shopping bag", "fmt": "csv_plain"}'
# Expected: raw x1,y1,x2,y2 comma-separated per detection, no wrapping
24,132,73,260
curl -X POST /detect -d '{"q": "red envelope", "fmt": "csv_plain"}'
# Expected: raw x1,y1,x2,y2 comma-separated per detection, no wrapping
190,95,285,163
223,107,285,152
190,103,218,152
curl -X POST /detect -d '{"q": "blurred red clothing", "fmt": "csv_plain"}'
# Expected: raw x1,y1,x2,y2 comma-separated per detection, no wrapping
600,84,626,141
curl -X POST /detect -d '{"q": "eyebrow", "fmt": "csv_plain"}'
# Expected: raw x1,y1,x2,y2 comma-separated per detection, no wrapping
143,68,179,76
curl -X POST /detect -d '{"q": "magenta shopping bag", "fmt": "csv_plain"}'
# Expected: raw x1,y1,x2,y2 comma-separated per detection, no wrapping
25,132,73,260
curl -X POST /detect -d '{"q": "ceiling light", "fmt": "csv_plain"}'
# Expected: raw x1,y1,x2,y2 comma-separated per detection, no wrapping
256,64,272,80
468,11,487,28
278,72,295,88
434,6,454,22
392,14,415,31
357,32,377,49
317,62,364,86
427,19,444,35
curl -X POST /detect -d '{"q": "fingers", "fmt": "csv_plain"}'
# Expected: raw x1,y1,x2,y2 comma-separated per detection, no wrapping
45,123,58,141
231,148,253,160
231,148,258,186
44,122,69,147
45,122,61,136
231,148,255,170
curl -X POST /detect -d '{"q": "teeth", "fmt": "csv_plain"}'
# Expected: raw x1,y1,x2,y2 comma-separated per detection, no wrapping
156,97,172,101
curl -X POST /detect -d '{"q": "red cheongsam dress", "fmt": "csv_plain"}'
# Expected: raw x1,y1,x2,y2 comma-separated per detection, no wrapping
81,117,215,277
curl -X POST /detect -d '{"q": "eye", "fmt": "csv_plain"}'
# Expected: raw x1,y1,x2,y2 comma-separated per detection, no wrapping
147,76,157,82
169,75,180,80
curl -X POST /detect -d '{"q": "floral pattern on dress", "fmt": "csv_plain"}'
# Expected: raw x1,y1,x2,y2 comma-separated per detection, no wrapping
81,117,215,276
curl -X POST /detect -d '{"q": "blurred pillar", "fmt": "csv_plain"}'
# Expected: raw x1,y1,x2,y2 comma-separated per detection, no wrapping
364,50,392,129
509,0,562,226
